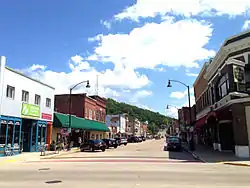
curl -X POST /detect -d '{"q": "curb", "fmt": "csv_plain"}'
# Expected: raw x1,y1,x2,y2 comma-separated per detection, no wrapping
222,162,250,167
42,148,80,159
182,147,206,163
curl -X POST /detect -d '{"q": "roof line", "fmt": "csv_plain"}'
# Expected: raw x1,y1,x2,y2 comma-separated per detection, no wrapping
6,66,55,89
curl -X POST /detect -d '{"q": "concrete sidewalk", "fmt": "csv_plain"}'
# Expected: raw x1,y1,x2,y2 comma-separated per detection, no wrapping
0,148,80,166
182,142,250,167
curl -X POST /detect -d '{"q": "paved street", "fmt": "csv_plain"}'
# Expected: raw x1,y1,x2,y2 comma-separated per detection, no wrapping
1,139,250,188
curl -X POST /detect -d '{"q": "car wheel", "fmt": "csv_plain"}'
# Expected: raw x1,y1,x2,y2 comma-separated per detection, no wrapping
91,147,95,152
102,148,105,152
114,145,117,148
124,143,127,146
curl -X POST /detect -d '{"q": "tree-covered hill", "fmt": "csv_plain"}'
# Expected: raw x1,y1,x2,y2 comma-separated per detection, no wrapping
106,98,171,133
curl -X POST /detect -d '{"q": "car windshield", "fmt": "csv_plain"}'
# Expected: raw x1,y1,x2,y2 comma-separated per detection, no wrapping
167,137,180,143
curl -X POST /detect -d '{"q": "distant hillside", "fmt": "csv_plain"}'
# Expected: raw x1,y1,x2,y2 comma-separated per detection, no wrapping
106,98,171,134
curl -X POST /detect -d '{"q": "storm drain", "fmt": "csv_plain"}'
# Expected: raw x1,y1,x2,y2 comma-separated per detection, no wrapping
45,180,62,184
38,168,50,171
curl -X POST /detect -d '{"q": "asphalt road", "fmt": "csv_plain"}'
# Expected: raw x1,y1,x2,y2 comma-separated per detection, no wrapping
1,139,250,188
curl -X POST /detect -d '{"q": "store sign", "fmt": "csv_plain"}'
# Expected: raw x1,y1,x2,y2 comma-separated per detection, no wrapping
21,103,40,117
42,113,52,120
233,65,245,84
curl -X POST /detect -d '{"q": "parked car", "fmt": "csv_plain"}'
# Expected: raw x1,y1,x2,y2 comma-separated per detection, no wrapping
80,140,106,152
115,137,128,146
164,136,182,151
137,136,143,142
141,136,146,141
127,136,139,143
102,138,118,149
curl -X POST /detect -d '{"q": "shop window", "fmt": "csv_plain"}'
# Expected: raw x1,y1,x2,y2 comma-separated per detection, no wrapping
85,108,88,118
217,74,229,100
95,134,98,140
0,123,7,145
14,124,20,145
46,98,51,107
7,124,14,146
22,90,29,102
6,85,15,99
100,134,102,139
35,94,41,105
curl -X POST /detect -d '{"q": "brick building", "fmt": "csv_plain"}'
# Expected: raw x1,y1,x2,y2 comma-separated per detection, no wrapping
53,93,108,143
178,105,196,126
193,30,250,157
54,94,106,123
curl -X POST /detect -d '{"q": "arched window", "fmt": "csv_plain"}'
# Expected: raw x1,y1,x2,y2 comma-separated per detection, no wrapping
217,74,229,99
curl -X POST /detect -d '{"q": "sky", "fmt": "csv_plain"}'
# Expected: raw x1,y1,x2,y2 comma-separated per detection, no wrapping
0,0,250,118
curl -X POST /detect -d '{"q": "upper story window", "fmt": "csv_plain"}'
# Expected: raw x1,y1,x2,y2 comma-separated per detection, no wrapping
6,85,15,99
93,110,96,120
89,109,92,120
21,90,29,102
217,74,229,100
35,94,41,105
46,98,51,108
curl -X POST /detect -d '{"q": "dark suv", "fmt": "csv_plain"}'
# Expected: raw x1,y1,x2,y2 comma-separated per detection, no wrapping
80,140,106,152
102,138,118,149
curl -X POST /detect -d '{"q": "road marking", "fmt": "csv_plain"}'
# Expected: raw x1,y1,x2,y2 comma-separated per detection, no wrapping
0,159,17,166
26,159,201,163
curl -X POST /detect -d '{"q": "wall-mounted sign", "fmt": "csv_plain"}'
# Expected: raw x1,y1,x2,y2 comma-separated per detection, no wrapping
233,65,245,84
21,103,40,117
41,113,52,120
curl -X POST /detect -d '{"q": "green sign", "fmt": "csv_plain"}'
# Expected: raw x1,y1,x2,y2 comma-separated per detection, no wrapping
21,103,40,117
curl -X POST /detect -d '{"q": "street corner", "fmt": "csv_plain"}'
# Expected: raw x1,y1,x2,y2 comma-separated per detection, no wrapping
220,161,250,167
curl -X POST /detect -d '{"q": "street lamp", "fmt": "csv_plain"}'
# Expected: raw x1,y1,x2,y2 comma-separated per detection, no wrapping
68,80,90,150
167,79,194,150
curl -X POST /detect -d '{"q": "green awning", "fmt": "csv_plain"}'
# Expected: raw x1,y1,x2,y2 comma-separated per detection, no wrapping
53,112,109,132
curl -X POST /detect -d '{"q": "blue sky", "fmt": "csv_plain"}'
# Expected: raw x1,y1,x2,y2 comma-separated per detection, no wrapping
1,0,250,117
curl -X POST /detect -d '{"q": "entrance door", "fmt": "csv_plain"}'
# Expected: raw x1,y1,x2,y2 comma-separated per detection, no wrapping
30,123,37,152
37,124,47,147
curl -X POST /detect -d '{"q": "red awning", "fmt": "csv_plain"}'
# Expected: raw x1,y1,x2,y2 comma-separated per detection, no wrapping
194,116,207,129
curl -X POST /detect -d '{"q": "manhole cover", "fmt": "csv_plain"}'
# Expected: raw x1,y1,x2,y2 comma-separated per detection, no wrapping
45,180,62,184
39,168,50,171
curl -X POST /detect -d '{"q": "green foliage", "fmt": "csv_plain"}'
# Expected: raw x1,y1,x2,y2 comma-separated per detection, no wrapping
106,98,171,132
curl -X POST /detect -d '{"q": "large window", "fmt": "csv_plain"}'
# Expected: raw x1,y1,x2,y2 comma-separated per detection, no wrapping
7,124,14,146
14,125,20,145
6,85,15,99
22,90,29,102
217,74,229,99
89,109,92,120
0,124,7,145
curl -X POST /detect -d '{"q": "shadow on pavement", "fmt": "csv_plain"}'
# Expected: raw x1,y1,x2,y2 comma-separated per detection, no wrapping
168,150,200,162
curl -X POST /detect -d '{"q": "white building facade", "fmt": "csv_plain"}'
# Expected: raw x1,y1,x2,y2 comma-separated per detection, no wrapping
0,56,55,156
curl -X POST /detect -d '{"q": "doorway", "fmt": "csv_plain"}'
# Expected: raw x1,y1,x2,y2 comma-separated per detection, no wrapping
22,119,37,152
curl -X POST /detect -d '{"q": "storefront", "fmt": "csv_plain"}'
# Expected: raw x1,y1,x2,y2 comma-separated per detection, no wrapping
0,116,22,156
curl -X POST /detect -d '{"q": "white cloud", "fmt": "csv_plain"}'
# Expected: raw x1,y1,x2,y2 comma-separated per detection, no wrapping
101,20,112,29
130,90,153,102
165,106,179,118
22,55,150,100
186,72,199,77
114,0,250,21
242,20,250,30
87,18,215,70
170,87,194,99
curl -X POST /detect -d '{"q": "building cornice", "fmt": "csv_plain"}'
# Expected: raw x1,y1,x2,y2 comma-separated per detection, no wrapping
205,37,250,81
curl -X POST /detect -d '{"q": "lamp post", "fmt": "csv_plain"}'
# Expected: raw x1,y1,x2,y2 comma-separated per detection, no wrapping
167,80,194,150
68,80,90,150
